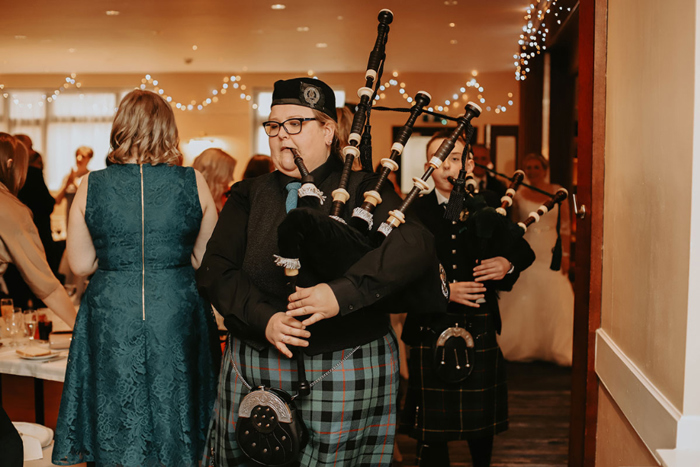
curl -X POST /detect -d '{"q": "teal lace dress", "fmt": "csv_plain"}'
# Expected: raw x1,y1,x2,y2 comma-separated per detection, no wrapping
53,164,219,466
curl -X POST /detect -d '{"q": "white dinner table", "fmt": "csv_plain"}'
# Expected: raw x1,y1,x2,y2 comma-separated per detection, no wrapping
0,308,71,425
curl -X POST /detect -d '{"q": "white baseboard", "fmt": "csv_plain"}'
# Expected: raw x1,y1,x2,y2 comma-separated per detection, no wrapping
595,329,681,463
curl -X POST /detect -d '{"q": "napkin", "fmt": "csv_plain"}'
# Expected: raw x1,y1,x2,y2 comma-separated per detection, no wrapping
20,433,44,461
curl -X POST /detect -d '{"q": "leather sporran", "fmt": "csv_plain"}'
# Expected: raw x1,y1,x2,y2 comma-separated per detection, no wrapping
236,386,308,467
432,326,476,383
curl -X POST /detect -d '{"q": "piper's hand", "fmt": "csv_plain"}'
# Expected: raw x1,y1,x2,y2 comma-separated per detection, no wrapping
449,281,487,308
265,312,310,358
474,257,511,282
286,284,340,327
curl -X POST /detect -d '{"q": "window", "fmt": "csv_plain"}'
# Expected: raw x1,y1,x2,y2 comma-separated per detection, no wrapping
5,90,125,190
253,88,345,156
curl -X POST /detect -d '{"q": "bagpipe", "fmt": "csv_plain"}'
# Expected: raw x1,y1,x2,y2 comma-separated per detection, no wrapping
273,9,466,318
470,161,569,270
273,8,569,313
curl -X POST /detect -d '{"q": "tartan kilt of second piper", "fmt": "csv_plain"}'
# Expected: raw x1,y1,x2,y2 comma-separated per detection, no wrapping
401,309,508,443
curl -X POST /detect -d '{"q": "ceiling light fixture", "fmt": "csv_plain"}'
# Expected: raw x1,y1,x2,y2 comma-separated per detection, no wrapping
297,27,309,32
192,45,198,50
271,4,286,10
105,10,120,16
449,23,455,27
14,35,27,40
316,43,327,48
450,39,458,44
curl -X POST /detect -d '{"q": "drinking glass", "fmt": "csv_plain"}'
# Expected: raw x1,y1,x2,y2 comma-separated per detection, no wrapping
0,298,12,338
23,309,38,340
1,298,13,319
7,309,25,347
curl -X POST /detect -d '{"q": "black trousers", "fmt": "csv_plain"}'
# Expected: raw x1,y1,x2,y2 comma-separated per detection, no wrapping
416,436,494,467
0,407,23,467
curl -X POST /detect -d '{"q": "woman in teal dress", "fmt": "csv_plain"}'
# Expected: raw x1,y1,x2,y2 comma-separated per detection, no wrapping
53,90,220,466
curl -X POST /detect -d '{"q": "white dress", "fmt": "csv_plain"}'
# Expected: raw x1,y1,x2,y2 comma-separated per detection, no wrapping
496,192,574,366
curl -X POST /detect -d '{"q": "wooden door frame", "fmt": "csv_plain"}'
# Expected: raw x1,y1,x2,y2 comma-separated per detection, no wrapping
569,0,606,465
487,124,519,171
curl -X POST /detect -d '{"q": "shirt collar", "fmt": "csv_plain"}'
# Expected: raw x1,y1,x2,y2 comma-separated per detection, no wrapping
434,189,450,205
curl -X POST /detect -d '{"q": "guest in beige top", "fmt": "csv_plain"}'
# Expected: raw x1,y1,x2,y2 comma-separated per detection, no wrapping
0,133,76,328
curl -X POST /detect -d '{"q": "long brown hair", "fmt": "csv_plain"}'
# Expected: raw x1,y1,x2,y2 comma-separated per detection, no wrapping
0,133,29,195
192,148,237,211
108,90,182,165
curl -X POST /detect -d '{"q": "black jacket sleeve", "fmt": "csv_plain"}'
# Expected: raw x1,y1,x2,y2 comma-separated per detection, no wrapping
328,176,440,316
492,236,536,292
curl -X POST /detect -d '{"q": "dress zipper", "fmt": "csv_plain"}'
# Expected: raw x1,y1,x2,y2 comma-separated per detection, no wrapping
140,164,146,321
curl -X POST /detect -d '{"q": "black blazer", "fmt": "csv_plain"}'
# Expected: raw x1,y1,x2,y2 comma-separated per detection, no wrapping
404,190,535,339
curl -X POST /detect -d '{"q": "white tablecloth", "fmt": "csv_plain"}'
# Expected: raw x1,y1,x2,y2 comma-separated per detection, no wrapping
0,340,67,382
0,308,71,382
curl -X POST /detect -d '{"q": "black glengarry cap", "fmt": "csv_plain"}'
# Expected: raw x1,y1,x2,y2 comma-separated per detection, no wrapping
271,77,337,121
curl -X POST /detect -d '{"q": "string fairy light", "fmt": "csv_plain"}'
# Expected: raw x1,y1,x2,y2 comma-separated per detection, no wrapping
370,71,515,115
137,74,253,111
1,73,82,106
1,73,254,112
3,72,516,115
514,0,571,81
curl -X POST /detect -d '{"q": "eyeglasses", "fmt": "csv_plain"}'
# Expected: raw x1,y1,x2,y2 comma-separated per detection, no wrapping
262,118,317,137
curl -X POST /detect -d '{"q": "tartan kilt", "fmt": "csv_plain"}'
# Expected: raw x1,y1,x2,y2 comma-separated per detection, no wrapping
203,332,399,466
401,310,508,443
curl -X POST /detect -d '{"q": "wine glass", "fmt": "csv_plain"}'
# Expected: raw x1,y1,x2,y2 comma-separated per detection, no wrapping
1,298,13,319
23,309,38,341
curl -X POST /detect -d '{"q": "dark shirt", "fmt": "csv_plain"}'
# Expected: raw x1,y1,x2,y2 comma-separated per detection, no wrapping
197,155,440,355
18,166,56,259
402,190,535,343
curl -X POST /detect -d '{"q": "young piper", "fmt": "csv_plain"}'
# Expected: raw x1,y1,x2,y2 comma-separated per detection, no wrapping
401,129,536,467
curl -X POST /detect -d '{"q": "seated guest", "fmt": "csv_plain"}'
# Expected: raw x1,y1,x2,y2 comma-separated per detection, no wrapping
52,90,219,466
0,133,76,467
192,148,237,212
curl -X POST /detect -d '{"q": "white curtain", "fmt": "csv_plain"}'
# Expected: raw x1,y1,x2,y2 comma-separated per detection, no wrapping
52,93,116,119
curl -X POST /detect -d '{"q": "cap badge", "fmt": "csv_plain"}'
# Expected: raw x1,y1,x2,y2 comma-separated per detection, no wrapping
301,83,321,108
